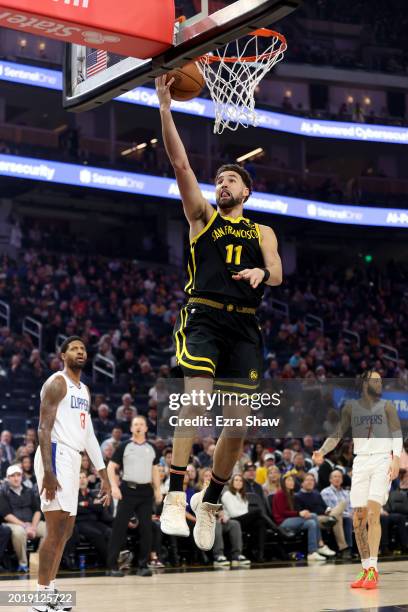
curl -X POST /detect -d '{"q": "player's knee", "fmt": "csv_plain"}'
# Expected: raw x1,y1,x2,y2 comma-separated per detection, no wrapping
65,523,75,540
46,522,68,543
367,509,380,527
353,509,367,529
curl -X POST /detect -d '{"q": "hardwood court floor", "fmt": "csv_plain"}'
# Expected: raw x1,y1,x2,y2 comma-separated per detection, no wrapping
3,561,408,612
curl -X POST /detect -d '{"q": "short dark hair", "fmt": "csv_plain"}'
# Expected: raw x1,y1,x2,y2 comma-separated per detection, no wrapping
60,335,85,354
215,164,253,202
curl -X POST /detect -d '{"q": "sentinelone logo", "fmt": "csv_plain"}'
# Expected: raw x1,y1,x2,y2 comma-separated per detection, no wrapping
0,61,60,88
79,168,144,190
300,120,408,144
307,203,363,222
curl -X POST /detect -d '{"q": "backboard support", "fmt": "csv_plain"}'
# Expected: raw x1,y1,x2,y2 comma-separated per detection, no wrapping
63,0,302,112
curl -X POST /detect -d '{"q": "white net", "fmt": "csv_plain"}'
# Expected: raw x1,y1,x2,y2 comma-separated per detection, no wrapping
198,30,287,134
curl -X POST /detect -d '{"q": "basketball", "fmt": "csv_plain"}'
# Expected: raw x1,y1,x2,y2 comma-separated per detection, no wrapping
166,62,205,101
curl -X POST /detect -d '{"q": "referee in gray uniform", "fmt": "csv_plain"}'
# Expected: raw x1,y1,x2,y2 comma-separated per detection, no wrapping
107,415,162,576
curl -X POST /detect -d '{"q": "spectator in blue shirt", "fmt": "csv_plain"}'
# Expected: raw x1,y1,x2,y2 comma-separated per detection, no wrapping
296,472,352,557
320,469,353,557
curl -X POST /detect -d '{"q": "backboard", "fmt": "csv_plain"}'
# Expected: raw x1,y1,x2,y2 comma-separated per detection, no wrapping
63,0,302,112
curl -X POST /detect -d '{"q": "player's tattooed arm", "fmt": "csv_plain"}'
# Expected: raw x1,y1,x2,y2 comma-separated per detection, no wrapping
38,375,66,500
314,402,352,459
353,507,370,560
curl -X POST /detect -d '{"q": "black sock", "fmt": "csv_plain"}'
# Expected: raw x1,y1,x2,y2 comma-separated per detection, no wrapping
169,465,187,492
203,472,230,504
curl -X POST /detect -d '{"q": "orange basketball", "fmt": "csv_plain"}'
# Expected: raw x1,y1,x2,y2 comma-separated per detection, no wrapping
167,62,205,101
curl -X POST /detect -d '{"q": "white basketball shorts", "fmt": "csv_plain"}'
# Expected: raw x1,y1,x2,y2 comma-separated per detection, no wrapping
350,452,392,508
34,442,82,516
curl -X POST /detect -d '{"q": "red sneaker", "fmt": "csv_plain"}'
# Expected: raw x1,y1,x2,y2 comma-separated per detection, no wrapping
350,569,368,588
362,567,379,590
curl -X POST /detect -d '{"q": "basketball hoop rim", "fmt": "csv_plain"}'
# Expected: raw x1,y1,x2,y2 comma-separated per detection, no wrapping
198,29,287,64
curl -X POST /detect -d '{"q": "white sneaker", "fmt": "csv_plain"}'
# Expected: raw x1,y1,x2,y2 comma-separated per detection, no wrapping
160,492,190,537
213,555,230,568
318,544,336,557
231,555,251,568
190,489,221,551
307,551,327,561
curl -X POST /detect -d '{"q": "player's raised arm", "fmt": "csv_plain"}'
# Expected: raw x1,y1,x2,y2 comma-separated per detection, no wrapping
385,401,403,480
313,402,352,461
155,75,213,226
38,375,66,500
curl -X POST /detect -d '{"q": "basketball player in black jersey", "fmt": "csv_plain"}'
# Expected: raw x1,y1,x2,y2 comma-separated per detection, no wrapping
156,75,282,553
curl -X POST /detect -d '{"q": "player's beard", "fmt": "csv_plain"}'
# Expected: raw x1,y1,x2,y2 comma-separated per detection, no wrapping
367,384,381,399
216,191,244,210
67,357,86,372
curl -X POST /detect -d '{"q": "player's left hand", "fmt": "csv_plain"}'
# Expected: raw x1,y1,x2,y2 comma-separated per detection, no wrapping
232,268,265,288
98,479,112,507
388,456,400,481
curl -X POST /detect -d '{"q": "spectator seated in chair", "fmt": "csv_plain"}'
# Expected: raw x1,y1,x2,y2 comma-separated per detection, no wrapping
221,474,267,563
272,474,335,561
380,488,408,555
295,473,351,557
320,469,353,558
76,471,113,567
0,464,46,572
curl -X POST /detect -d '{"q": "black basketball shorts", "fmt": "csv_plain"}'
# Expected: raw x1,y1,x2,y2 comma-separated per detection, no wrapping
173,303,263,388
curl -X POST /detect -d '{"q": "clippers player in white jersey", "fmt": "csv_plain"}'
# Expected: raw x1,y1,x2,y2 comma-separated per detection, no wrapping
32,336,111,612
313,370,402,590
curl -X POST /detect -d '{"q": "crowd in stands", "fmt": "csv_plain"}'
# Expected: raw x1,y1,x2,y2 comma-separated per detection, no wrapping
288,0,408,76
1,247,408,390
0,238,408,571
1,424,408,572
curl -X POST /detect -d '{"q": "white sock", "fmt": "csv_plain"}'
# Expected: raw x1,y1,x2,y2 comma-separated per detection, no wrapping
50,579,56,591
369,557,378,571
362,558,370,570
36,583,53,591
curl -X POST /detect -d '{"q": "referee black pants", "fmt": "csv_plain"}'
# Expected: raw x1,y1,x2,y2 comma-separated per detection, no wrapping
107,482,153,570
